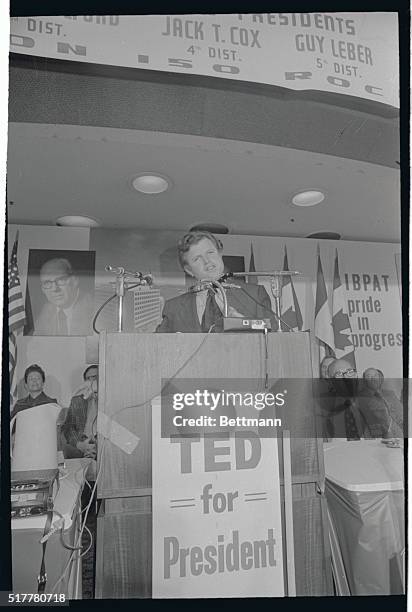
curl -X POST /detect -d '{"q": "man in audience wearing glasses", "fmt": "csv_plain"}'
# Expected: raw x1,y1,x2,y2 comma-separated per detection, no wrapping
358,368,403,439
328,359,363,440
61,365,99,461
316,356,337,439
61,365,99,515
32,257,94,336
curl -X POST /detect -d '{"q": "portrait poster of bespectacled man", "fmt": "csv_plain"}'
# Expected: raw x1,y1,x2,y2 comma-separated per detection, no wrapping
24,249,96,337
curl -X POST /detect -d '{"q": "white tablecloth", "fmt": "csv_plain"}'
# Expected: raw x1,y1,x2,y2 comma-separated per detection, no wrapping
324,440,404,595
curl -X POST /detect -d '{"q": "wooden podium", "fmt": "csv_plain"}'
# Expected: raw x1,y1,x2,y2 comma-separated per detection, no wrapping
95,332,332,598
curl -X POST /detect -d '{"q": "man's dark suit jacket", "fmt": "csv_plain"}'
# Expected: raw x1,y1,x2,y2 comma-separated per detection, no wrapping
60,394,90,458
156,279,276,333
31,291,94,336
357,386,403,438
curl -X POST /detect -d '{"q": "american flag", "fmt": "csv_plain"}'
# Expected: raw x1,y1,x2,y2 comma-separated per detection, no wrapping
8,233,25,409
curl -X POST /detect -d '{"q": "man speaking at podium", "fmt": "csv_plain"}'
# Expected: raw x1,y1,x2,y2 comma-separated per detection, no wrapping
156,231,276,333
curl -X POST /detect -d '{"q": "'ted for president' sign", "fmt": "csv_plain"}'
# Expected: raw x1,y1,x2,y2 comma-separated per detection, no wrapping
152,398,285,598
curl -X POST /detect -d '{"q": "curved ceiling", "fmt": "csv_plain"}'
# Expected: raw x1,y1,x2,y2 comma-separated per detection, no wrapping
7,122,400,242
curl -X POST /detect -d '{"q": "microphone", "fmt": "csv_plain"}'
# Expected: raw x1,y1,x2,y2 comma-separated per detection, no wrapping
105,265,125,275
105,265,153,285
221,282,241,289
219,272,233,282
190,280,214,293
190,279,237,293
140,273,154,286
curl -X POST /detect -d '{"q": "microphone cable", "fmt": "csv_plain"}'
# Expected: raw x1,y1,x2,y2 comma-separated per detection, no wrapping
110,324,216,419
50,460,103,594
91,282,145,334
234,285,296,332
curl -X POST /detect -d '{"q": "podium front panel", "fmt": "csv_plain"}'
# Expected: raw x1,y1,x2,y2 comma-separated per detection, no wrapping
95,332,332,596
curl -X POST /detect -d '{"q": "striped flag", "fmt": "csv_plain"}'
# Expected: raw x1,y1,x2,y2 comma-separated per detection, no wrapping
248,242,258,284
314,245,334,359
281,245,303,331
332,249,356,368
8,233,26,409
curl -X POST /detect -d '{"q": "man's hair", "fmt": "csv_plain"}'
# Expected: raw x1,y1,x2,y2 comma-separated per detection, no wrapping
177,231,223,268
24,363,45,383
320,356,336,378
329,358,353,379
83,365,98,380
363,368,384,383
40,257,74,277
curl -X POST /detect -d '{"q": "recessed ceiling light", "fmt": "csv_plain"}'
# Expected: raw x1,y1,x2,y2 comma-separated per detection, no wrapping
132,173,171,194
56,215,101,227
292,190,325,207
306,231,341,240
190,223,229,234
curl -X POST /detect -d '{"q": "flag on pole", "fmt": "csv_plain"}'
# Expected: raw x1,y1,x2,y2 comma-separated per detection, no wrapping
248,242,258,284
281,245,303,331
8,233,26,409
314,245,334,359
332,249,356,368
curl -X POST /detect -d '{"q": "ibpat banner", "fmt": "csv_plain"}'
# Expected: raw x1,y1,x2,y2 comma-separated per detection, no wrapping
10,13,398,107
339,253,403,377
151,398,285,598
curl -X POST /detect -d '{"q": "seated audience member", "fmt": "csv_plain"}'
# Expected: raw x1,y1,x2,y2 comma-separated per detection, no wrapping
321,356,336,381
156,231,276,333
61,365,98,460
316,356,337,439
11,364,57,420
358,368,403,438
328,358,362,440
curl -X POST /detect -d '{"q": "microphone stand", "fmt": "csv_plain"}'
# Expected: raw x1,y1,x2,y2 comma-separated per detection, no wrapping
229,270,301,333
271,275,282,333
114,270,126,333
105,266,153,332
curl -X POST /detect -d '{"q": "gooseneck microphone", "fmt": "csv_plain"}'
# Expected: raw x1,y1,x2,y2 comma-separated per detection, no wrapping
105,265,126,275
102,265,155,332
190,276,242,293
105,265,153,285
190,280,214,293
189,279,229,316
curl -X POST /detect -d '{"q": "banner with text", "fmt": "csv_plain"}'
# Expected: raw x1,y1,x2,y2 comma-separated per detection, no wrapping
10,13,398,107
340,255,402,376
152,397,285,598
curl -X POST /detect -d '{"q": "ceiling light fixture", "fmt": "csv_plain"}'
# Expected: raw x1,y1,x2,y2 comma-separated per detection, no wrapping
132,173,171,194
56,215,101,227
306,231,341,240
190,223,229,234
292,190,325,207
